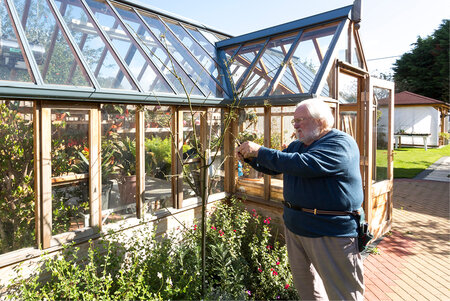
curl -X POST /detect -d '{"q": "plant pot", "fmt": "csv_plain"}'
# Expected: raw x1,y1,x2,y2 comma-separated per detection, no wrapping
101,180,113,210
118,175,136,205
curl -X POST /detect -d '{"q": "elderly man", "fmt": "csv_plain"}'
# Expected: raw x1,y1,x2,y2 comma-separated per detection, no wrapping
237,98,364,300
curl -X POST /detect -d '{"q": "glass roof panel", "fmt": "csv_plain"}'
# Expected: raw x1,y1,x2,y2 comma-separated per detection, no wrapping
139,12,223,97
228,40,265,89
0,1,32,82
243,32,299,97
272,23,338,95
164,19,224,83
199,29,219,44
84,0,173,94
112,3,202,96
54,0,135,90
12,0,91,86
184,25,216,58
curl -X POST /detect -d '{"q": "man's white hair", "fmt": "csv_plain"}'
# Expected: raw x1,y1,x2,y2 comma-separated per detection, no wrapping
297,98,335,131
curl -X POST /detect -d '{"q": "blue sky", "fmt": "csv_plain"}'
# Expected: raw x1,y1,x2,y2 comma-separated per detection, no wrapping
142,0,449,75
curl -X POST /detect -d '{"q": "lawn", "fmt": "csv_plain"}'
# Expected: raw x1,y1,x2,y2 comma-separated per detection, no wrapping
392,144,450,178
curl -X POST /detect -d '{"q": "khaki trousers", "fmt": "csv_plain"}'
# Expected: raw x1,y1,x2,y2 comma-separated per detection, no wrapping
285,227,364,300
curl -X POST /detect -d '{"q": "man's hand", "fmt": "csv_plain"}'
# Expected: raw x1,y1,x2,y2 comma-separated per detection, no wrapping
236,141,261,159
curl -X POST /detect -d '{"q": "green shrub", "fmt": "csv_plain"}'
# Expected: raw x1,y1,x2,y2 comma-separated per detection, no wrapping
8,198,298,300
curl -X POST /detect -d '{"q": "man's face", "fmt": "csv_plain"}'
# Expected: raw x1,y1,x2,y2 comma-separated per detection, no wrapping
292,105,320,145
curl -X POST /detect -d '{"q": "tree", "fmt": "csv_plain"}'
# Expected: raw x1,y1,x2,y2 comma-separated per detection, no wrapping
393,20,449,103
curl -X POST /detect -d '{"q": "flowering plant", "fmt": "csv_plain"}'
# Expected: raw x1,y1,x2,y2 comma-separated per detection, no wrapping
8,197,298,300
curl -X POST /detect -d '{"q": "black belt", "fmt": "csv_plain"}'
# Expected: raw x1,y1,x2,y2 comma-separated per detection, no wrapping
282,201,359,217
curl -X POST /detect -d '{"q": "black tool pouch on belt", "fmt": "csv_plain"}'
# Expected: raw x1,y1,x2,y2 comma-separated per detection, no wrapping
355,214,374,252
282,201,373,253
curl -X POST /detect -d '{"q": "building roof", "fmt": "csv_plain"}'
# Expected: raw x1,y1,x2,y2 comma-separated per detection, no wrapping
379,91,448,106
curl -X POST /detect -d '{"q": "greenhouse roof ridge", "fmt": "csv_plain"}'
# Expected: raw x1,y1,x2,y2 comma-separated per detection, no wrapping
112,0,232,37
216,5,353,48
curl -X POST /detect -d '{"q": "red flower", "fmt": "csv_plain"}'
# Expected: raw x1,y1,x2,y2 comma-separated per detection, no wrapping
258,268,262,272
233,229,236,232
211,226,216,230
276,261,280,265
272,271,278,276
284,284,290,289
84,147,89,152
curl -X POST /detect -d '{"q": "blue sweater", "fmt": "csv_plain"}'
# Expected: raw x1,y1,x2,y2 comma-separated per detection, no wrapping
248,129,363,237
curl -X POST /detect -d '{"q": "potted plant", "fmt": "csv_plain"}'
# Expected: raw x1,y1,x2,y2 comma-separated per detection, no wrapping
72,138,119,210
115,135,137,205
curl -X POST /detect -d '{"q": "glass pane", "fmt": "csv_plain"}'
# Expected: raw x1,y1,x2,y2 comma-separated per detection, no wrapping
84,0,172,93
245,33,299,97
182,110,202,206
276,24,338,95
101,104,136,224
114,4,203,97
340,110,357,139
351,31,363,69
55,0,135,90
199,29,219,44
12,0,91,86
185,25,216,58
237,108,264,183
0,2,33,82
144,105,173,214
374,87,391,181
227,40,265,89
0,101,35,254
207,108,225,194
140,12,223,97
51,109,90,234
165,20,221,81
338,72,358,103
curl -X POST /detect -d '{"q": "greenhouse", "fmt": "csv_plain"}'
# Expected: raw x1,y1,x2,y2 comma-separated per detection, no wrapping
0,0,395,289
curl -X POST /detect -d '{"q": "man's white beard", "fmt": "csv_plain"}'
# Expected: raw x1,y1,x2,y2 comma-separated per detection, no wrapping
297,127,321,143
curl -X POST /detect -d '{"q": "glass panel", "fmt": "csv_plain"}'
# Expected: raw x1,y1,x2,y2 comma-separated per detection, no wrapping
374,87,390,181
244,33,299,97
51,109,90,234
351,31,363,69
182,110,202,205
112,4,202,96
199,29,219,44
339,110,357,139
140,12,223,97
207,108,225,194
0,101,35,254
0,2,33,82
55,0,135,90
165,20,221,81
274,24,338,95
237,108,264,184
227,41,265,89
101,104,136,224
144,105,173,214
338,72,358,103
12,0,91,86
185,25,216,58
84,0,172,93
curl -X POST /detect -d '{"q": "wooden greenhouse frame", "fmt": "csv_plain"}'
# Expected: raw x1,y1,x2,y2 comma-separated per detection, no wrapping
0,0,394,283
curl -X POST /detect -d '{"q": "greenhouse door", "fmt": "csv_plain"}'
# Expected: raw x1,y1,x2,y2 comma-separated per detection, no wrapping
366,77,395,239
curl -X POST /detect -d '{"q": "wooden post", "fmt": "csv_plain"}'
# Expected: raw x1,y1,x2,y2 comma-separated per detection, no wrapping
136,107,145,218
40,107,52,249
264,107,271,201
33,101,42,248
89,107,100,229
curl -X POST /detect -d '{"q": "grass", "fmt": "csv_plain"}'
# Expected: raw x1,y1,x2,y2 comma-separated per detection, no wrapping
393,144,450,178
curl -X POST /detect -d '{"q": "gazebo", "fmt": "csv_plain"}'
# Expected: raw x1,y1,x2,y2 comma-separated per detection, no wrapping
0,0,395,284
